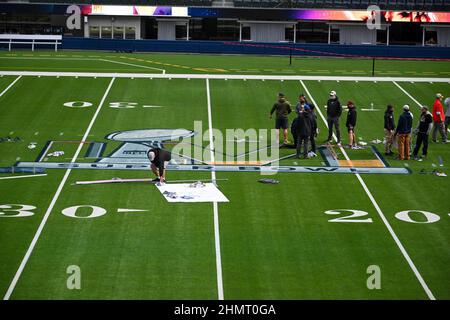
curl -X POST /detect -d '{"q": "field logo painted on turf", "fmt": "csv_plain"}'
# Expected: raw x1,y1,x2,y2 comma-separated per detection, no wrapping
171,121,280,175
366,265,381,290
366,6,382,30
66,265,81,290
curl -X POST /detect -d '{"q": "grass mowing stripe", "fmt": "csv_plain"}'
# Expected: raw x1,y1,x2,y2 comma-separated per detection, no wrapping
2,77,116,300
300,80,436,300
206,78,224,300
393,81,423,109
0,76,21,98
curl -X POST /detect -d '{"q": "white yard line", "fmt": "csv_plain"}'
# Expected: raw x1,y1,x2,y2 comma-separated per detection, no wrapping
37,141,53,162
300,80,436,300
206,78,224,300
0,174,47,180
99,59,166,74
3,77,116,300
392,81,424,109
0,71,449,82
0,75,22,98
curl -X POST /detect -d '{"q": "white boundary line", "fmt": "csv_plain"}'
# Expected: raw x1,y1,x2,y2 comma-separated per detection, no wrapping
206,78,224,300
0,57,166,74
0,71,449,82
0,174,47,180
3,77,116,300
300,80,436,300
0,75,22,98
100,59,166,74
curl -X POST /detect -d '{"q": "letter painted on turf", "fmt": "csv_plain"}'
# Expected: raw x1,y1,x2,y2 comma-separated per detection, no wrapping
66,265,81,290
366,265,381,289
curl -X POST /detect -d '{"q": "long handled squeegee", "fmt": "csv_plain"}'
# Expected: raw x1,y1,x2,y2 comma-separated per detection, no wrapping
74,178,228,185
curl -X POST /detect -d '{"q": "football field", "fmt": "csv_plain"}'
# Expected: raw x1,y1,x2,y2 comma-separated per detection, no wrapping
0,51,449,300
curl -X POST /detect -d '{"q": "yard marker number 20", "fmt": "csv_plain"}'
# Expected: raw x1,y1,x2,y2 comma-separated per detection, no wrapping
325,209,444,224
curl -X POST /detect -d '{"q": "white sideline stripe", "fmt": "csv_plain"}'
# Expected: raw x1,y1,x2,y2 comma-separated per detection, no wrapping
0,75,21,98
393,81,423,109
299,80,436,300
99,59,166,74
206,78,224,301
0,56,166,74
0,174,47,180
2,77,116,300
0,71,449,82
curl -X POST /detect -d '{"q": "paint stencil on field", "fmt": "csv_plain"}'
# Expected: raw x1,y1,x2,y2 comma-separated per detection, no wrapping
156,183,229,203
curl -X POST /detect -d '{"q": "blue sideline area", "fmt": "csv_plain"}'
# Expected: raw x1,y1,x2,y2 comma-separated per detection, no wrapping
62,37,450,59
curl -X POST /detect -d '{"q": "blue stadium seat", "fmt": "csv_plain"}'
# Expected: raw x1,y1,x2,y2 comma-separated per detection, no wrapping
415,0,425,6
388,0,397,7
294,0,307,6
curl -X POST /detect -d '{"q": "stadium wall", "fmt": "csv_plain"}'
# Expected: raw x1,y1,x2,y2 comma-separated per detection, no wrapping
62,37,450,59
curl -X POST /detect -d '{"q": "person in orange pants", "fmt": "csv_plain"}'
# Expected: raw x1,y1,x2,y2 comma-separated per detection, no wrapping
395,105,413,160
397,133,411,160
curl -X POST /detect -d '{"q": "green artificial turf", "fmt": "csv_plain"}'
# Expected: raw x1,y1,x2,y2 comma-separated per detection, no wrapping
0,50,449,300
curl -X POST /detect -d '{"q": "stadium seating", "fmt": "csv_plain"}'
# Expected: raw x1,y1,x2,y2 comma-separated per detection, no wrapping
15,0,450,10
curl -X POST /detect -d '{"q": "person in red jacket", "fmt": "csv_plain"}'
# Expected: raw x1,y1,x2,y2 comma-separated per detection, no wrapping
432,93,447,143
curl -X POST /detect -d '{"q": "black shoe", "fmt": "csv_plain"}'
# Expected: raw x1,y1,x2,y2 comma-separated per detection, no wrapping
151,178,160,182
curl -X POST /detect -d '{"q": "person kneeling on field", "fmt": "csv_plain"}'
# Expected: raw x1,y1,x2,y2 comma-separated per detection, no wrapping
346,101,357,149
412,106,433,161
395,105,413,160
295,104,312,159
147,147,172,183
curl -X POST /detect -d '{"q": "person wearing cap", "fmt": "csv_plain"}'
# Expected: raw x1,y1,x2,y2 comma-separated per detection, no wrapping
444,96,450,134
384,104,396,155
269,92,292,145
412,106,433,160
326,90,342,144
294,103,312,158
432,93,447,143
147,147,172,183
345,101,357,149
395,105,413,160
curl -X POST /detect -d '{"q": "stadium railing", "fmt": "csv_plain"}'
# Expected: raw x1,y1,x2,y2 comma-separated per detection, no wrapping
0,34,62,51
